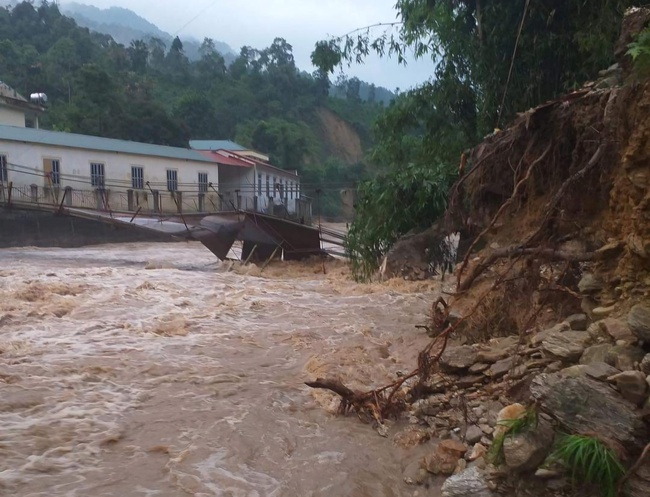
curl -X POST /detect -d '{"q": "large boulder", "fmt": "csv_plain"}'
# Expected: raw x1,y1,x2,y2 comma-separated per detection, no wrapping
530,373,648,451
628,304,650,341
580,344,614,365
605,344,646,371
600,318,636,343
541,330,591,361
441,467,495,497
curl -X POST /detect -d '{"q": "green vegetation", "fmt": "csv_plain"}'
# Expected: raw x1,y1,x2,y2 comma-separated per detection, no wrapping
628,26,650,76
550,434,625,497
487,407,538,465
0,1,384,217
314,0,643,280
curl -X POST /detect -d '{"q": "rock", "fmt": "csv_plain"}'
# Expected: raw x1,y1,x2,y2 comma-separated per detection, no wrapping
628,304,650,341
494,403,526,438
486,358,514,378
585,362,621,381
465,425,484,445
541,331,591,361
532,322,570,346
483,400,504,425
641,354,650,375
627,457,650,497
608,371,648,405
605,344,646,371
628,233,650,259
530,373,648,450
441,345,478,372
580,344,614,365
393,426,431,448
469,443,487,461
441,467,495,497
476,336,520,363
403,459,429,485
424,439,468,475
564,313,588,331
592,305,616,318
419,374,449,395
454,458,467,475
596,241,624,259
534,468,562,479
469,363,490,374
581,297,598,318
479,424,494,436
587,321,610,341
578,273,604,293
457,375,485,389
545,361,563,373
600,318,636,343
503,417,554,472
508,365,528,380
559,365,590,377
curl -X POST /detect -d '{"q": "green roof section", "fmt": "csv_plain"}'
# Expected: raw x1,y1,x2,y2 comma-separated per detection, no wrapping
0,125,214,163
189,139,246,151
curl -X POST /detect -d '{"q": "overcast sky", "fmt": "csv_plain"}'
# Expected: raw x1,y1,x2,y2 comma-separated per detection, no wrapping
61,0,435,91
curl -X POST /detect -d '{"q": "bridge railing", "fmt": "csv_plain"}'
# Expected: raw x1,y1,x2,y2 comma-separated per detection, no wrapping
0,182,312,224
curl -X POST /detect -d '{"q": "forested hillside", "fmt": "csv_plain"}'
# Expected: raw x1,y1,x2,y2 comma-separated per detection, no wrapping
0,1,384,216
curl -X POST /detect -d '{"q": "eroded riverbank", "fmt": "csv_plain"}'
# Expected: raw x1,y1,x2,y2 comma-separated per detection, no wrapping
0,242,440,497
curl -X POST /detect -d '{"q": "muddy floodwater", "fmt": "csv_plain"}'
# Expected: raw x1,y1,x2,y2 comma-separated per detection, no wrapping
0,242,441,497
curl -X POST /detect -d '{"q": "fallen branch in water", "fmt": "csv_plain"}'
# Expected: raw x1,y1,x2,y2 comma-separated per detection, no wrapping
305,256,521,423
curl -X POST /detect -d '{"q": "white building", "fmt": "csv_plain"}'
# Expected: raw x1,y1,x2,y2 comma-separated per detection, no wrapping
0,125,220,213
0,82,45,128
0,83,304,217
191,140,303,216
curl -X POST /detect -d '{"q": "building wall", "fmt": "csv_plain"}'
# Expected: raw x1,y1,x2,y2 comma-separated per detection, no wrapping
0,141,219,213
0,107,25,127
218,163,301,214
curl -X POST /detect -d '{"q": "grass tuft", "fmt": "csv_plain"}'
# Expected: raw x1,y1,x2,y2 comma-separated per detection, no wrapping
550,434,625,497
487,406,538,465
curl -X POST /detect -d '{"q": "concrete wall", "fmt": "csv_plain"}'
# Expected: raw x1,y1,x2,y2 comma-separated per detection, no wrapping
0,107,25,127
0,141,220,213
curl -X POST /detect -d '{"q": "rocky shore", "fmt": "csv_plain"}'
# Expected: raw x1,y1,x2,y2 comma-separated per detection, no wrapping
398,293,650,496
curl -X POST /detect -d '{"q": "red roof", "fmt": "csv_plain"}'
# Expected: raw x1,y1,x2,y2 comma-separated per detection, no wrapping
198,150,298,177
197,150,253,167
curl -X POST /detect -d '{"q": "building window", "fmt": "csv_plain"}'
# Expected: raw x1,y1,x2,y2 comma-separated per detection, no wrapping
131,166,144,189
273,176,277,197
266,174,270,196
90,162,105,188
166,170,178,192
258,173,262,196
198,172,208,193
289,182,293,200
51,159,61,186
0,155,7,183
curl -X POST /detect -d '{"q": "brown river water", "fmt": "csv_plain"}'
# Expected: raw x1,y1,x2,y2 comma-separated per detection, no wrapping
0,242,442,497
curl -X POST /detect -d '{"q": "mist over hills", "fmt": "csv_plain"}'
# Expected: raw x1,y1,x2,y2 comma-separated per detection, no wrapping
60,2,236,63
